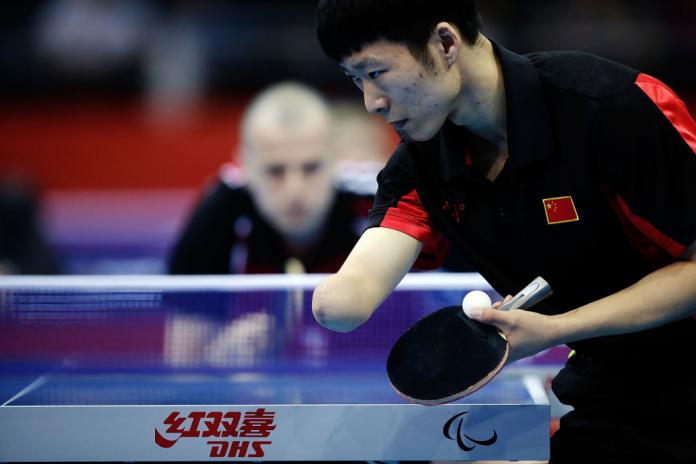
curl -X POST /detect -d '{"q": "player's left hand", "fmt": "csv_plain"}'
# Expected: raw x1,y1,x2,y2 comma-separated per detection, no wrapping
468,296,559,363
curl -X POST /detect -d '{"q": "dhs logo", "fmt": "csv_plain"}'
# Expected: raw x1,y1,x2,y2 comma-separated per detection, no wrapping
155,408,276,458
443,411,497,452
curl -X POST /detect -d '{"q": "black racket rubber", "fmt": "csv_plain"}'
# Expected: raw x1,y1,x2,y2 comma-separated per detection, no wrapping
387,306,508,405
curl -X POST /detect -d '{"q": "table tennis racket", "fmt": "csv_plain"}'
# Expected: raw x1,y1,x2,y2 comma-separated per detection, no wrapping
387,276,553,405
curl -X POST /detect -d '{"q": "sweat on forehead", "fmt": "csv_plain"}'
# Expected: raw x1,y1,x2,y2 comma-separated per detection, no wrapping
241,82,331,142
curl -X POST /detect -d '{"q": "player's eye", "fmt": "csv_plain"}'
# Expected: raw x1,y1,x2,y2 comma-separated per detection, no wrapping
302,161,322,175
367,70,385,79
266,165,285,179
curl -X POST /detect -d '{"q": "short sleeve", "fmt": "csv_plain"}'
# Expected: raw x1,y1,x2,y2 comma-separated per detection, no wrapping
367,145,449,269
596,74,696,264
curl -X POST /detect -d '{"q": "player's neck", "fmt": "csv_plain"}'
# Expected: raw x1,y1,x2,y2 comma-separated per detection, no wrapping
449,37,507,151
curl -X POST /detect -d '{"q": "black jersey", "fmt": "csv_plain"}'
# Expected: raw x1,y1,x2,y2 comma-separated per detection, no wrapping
368,43,696,359
169,180,373,274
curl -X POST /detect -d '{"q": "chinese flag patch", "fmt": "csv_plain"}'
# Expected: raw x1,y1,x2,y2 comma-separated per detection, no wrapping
543,196,579,224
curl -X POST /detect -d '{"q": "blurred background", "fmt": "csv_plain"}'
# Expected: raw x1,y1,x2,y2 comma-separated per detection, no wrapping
1,0,695,275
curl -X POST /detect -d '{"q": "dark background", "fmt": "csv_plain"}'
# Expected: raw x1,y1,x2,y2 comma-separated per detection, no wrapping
0,0,693,273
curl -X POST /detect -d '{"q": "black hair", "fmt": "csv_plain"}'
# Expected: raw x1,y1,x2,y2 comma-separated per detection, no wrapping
317,0,481,65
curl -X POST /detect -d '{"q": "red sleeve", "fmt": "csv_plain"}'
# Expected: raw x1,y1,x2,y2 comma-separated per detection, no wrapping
367,146,449,270
379,189,449,270
598,73,696,267
635,74,696,153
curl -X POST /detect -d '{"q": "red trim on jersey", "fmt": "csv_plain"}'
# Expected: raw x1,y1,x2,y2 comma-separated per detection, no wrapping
615,194,686,257
465,147,473,167
605,189,686,264
635,73,696,154
381,189,448,269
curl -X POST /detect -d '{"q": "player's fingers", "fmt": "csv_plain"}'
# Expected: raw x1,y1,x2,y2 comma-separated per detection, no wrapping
466,306,508,329
491,295,513,310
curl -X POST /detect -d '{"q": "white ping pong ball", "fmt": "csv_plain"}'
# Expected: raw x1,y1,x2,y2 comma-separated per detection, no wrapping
461,290,492,317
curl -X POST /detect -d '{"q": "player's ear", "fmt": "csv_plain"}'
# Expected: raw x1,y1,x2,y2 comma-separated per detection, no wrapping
238,146,260,183
430,22,461,68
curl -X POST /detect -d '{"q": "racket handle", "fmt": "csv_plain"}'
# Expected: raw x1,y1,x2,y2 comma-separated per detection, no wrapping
498,276,553,312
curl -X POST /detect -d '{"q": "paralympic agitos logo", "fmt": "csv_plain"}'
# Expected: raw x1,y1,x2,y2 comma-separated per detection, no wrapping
442,411,498,452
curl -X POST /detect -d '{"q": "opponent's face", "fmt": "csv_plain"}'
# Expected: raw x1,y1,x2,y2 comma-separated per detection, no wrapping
244,118,335,239
340,39,460,142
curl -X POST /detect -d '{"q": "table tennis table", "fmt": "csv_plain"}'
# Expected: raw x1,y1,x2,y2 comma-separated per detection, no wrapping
0,274,555,462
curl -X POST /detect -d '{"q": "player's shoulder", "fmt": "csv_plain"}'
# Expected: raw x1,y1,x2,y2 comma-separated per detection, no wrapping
333,160,381,197
382,141,419,176
527,51,640,100
196,176,254,217
207,178,248,200
370,142,423,196
332,187,374,223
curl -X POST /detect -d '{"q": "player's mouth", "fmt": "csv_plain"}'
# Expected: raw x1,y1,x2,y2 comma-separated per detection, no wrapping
389,119,408,130
285,206,307,221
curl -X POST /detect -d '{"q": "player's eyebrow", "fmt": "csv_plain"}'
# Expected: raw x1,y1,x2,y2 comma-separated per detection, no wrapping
340,58,383,73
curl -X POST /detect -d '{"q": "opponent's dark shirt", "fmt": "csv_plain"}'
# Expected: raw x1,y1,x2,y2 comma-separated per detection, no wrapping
368,44,696,358
169,180,374,274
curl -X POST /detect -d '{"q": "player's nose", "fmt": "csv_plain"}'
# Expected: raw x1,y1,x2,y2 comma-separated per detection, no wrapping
363,86,389,115
285,168,306,195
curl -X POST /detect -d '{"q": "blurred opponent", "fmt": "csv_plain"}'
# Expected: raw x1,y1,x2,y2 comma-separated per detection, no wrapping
168,82,374,274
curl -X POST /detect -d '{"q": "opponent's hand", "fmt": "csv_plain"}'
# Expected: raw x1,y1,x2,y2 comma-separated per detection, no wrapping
469,295,560,363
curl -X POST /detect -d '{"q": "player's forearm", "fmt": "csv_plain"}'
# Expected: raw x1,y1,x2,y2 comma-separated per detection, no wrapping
551,259,696,345
312,227,422,332
312,272,379,332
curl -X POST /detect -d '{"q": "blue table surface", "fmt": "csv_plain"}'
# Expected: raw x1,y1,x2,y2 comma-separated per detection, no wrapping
1,286,547,409
1,366,534,406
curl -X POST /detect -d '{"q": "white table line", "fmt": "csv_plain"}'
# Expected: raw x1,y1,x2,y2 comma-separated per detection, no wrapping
2,375,50,407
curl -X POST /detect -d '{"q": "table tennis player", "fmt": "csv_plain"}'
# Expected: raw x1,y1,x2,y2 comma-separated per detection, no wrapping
311,1,696,462
168,82,376,274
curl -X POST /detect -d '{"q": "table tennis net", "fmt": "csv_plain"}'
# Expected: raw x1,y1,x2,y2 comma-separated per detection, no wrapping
0,277,474,374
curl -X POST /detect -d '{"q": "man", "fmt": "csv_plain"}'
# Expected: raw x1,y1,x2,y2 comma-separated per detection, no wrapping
311,1,696,462
169,82,374,274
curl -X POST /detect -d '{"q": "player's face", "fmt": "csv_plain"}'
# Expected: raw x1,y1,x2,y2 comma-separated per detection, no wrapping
245,121,335,239
340,40,459,142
